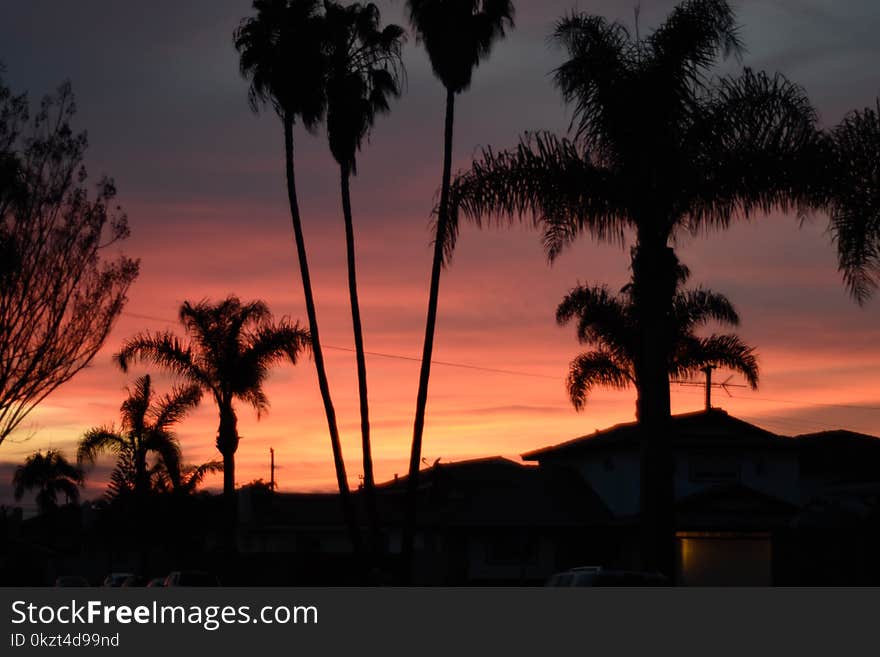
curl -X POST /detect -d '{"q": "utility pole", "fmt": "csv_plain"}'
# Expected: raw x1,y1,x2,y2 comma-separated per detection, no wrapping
269,447,275,492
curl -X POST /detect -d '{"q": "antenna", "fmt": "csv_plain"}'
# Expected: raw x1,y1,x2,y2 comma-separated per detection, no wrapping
701,365,716,410
671,371,747,411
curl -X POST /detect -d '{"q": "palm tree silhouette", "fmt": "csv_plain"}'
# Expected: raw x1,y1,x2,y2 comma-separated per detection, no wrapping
321,0,405,555
13,450,84,515
115,297,309,515
828,100,880,304
557,267,758,411
446,0,821,574
234,0,363,555
77,374,201,500
403,0,515,580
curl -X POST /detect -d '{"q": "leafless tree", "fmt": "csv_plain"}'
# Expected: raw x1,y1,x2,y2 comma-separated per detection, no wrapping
0,75,139,446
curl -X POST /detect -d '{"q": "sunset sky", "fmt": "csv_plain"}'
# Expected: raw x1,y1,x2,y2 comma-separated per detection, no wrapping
1,0,879,508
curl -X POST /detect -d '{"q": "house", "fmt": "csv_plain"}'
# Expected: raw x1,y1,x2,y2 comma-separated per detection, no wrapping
376,457,612,584
522,408,800,514
522,408,880,585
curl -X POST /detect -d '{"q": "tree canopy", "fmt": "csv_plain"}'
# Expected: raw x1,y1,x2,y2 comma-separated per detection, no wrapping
557,267,759,411
0,75,139,446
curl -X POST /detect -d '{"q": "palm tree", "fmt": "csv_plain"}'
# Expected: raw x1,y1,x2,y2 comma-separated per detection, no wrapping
322,0,405,553
827,100,880,304
77,374,201,500
234,0,362,555
12,450,84,515
403,0,515,579
446,0,821,574
557,267,758,411
115,296,309,514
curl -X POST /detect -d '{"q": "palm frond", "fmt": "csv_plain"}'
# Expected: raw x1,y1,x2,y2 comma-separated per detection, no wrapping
566,350,634,411
105,453,136,501
181,460,224,494
828,100,880,304
673,333,759,389
142,429,183,490
150,383,202,432
115,331,212,390
120,374,152,435
556,283,634,356
448,132,627,264
551,12,634,153
242,320,310,373
672,287,739,332
647,0,742,85
685,68,821,232
77,427,126,465
240,387,271,418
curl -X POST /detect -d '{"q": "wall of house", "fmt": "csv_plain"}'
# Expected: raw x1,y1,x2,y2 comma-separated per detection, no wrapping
541,445,800,517
675,448,800,504
543,450,642,517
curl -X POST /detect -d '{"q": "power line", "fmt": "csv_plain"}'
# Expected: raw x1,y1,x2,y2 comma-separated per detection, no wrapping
120,311,559,380
118,310,880,414
727,393,880,412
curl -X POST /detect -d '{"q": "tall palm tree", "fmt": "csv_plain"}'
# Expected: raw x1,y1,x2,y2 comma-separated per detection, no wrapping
13,450,84,515
827,100,880,304
234,0,363,555
322,0,405,554
77,374,201,500
115,297,310,514
557,267,758,411
446,0,822,574
403,0,515,579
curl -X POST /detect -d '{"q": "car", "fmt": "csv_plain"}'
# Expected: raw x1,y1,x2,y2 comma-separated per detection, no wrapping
146,577,166,588
121,575,150,587
163,570,220,587
102,572,135,587
54,575,90,587
545,566,669,587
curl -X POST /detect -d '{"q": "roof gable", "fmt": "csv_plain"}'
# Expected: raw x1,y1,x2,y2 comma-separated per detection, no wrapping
522,409,789,461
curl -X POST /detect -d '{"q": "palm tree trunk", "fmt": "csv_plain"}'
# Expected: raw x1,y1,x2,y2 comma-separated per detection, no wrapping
134,452,149,500
631,236,677,579
402,88,456,581
340,165,380,561
283,116,363,559
217,403,239,546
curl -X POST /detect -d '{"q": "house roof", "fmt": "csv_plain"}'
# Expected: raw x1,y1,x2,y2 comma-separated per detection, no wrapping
794,429,880,480
378,456,611,527
522,408,789,461
794,429,880,445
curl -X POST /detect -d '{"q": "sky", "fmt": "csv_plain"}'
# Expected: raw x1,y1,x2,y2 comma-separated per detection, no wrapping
1,0,879,508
